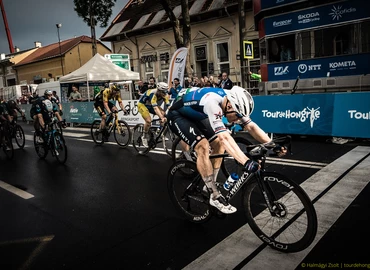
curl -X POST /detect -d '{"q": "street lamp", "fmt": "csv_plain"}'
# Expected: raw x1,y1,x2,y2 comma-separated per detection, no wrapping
56,23,64,76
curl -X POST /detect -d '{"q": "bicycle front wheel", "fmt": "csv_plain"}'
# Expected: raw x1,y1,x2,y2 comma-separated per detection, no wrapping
167,160,212,223
14,124,25,149
242,172,317,253
91,120,104,145
53,132,68,164
114,120,131,148
161,127,176,157
132,124,150,155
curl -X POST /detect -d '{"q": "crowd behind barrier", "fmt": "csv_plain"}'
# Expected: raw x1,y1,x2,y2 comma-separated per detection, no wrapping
18,91,370,139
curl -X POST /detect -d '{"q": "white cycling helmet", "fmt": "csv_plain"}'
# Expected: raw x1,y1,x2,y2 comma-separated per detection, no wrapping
157,82,169,93
225,86,254,117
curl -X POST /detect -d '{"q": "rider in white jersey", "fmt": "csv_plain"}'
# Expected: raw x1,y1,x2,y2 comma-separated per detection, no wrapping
167,86,286,214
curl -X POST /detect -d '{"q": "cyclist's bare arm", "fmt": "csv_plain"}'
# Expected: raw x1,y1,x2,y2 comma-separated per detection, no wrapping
103,101,111,115
243,121,271,144
244,122,287,157
154,106,166,122
217,131,249,165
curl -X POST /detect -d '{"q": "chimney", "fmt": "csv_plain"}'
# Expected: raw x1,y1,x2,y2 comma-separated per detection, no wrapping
14,46,20,52
0,53,5,60
34,41,42,48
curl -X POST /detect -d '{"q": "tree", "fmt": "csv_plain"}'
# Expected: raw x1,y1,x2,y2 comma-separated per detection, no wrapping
74,0,117,56
159,0,192,78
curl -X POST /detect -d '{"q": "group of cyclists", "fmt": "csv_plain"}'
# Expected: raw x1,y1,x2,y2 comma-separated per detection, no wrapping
3,78,286,215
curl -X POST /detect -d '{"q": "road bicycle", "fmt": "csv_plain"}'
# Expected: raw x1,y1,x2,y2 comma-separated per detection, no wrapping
0,122,14,159
34,117,68,164
167,136,318,253
9,116,26,149
90,110,131,148
132,117,177,156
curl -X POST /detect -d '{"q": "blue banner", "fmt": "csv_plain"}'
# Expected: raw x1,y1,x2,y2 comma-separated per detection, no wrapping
267,53,370,81
332,93,370,137
252,94,334,136
261,0,306,10
264,0,369,36
251,92,370,138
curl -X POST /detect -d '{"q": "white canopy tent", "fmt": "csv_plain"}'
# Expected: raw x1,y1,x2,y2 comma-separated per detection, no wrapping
59,53,140,100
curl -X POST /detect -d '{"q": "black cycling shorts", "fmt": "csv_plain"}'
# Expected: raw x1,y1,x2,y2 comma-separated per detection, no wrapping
94,101,115,116
167,109,217,149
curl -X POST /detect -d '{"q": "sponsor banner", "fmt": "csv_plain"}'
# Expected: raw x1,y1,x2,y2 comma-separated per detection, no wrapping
267,53,370,81
252,94,334,136
264,0,369,36
332,92,370,138
251,92,370,138
261,0,306,10
168,47,188,90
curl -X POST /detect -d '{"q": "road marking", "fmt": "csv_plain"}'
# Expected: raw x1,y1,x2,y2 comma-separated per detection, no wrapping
28,131,327,168
0,235,54,270
183,146,370,270
0,180,34,199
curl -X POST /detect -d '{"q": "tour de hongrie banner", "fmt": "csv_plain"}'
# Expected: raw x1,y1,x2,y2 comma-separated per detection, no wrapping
168,47,188,89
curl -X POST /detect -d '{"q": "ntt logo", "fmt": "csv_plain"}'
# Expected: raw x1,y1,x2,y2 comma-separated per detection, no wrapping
273,19,292,27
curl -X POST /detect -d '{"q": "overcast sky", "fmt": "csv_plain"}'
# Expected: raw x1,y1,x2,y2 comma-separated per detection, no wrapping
0,0,129,54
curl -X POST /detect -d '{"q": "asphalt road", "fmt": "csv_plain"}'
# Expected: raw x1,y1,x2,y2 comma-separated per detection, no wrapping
0,122,369,270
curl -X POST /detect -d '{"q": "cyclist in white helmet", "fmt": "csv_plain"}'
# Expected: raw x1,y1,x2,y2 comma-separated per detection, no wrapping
137,81,170,147
167,85,286,214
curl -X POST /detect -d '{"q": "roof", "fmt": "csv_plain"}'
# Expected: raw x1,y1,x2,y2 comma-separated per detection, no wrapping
15,36,109,67
101,0,249,40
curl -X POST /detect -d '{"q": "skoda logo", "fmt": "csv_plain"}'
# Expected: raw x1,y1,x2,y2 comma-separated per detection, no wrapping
298,64,308,73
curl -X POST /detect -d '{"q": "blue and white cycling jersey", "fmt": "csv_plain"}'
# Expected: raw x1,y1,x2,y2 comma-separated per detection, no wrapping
176,87,250,134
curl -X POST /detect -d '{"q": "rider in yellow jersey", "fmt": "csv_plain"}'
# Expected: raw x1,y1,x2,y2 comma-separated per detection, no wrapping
137,82,170,147
94,83,128,141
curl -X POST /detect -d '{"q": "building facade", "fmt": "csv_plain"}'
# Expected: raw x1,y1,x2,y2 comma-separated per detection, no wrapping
101,0,260,91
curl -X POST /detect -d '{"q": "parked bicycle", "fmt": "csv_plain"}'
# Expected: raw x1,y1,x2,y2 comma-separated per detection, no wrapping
90,109,131,148
34,116,68,164
0,122,14,159
132,117,176,156
167,136,317,253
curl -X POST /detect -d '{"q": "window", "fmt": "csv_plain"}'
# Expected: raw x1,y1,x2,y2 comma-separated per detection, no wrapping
216,41,230,74
360,20,370,53
159,52,169,83
267,34,295,63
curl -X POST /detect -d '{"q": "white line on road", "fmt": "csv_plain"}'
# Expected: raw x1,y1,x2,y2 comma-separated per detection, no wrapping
0,180,34,199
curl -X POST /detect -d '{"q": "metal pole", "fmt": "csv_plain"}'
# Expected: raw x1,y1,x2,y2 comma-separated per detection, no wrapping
238,0,246,88
0,0,14,53
56,24,64,76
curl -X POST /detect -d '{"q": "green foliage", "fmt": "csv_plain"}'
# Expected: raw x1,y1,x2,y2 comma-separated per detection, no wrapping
73,0,117,28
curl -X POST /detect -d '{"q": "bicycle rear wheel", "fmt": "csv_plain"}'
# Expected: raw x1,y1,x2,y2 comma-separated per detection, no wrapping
34,133,48,159
242,172,317,253
14,124,25,149
167,160,212,223
132,124,151,155
91,120,104,145
114,120,131,148
53,132,68,164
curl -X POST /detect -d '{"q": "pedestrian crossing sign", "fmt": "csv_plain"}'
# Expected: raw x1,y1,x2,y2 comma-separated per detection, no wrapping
243,41,254,59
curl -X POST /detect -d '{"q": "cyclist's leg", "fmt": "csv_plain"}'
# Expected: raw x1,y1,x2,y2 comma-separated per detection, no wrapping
138,103,152,135
167,110,235,213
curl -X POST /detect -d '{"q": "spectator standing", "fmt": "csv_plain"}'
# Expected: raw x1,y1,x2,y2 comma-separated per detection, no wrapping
148,77,157,90
169,78,182,103
220,72,233,90
137,80,148,98
248,69,262,82
69,85,82,102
